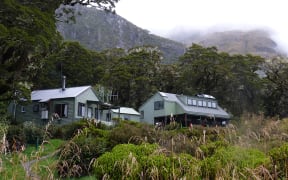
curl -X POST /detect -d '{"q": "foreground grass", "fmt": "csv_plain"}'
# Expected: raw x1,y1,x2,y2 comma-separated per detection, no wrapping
0,139,64,179
0,153,26,180
23,139,64,158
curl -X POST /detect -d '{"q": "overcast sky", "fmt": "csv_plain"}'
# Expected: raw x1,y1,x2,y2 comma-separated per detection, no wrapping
116,0,288,52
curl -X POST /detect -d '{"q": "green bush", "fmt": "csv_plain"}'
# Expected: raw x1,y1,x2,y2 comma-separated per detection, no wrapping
93,143,200,179
93,144,147,179
269,143,288,178
200,140,229,157
7,124,25,141
6,122,45,151
52,120,89,140
201,145,269,179
108,121,154,148
57,127,109,178
23,121,44,144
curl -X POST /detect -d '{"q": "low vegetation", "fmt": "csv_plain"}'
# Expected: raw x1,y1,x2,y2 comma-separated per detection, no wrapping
0,116,287,179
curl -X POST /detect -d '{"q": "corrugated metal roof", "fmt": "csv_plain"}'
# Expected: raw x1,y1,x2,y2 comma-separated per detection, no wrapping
159,92,230,119
111,107,140,115
32,86,91,101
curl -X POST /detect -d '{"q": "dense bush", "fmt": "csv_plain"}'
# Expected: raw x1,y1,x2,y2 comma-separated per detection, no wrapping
57,126,109,178
200,140,229,157
108,121,154,147
48,119,91,140
6,124,26,151
23,121,45,144
201,145,269,179
93,143,200,179
6,122,44,151
269,143,288,178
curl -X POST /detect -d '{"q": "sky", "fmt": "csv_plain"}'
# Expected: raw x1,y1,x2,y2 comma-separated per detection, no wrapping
115,0,288,52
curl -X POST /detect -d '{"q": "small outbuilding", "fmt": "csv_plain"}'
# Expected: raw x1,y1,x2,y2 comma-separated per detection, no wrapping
103,107,140,122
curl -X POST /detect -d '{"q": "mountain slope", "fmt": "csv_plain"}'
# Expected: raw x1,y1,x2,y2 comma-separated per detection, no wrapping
169,30,281,58
56,6,185,63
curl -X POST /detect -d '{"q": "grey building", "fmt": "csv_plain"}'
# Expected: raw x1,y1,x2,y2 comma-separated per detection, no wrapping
103,107,140,122
139,92,230,127
11,85,139,125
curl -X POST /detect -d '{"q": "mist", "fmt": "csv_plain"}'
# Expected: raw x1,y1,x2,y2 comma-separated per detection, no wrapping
116,0,288,55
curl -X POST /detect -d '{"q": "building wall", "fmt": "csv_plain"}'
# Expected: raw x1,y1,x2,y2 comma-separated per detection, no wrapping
139,94,157,124
49,98,75,124
14,88,100,125
13,102,40,124
13,98,75,125
111,112,140,122
139,93,184,125
75,88,99,119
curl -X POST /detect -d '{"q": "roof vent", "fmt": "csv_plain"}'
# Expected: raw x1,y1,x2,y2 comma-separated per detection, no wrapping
62,76,66,91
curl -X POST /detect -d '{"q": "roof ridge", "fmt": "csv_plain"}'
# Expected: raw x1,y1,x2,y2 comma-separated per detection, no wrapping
32,85,91,92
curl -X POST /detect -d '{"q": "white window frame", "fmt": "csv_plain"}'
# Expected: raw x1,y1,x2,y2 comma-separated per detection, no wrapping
21,106,26,113
78,103,86,117
212,102,217,108
198,100,203,107
192,99,197,106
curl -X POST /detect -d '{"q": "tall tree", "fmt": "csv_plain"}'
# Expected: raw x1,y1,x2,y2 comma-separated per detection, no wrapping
0,0,61,101
178,44,231,95
178,44,265,117
222,54,264,116
33,41,104,89
262,57,288,117
102,46,162,108
0,0,119,102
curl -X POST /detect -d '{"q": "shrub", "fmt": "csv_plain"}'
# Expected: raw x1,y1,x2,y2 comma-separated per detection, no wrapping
93,144,148,179
93,143,200,179
23,121,44,144
201,145,269,179
6,124,25,151
108,121,154,148
57,127,109,178
200,140,229,157
49,120,88,140
269,143,288,178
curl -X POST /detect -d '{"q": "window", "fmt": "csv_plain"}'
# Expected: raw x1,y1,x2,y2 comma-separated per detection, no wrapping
154,101,164,110
21,106,26,113
124,115,129,120
192,99,197,106
187,99,192,105
55,104,68,118
140,111,144,119
106,112,111,121
212,102,217,108
87,107,92,118
187,98,197,106
203,101,207,107
78,103,85,116
95,108,99,119
33,104,39,112
207,101,212,108
198,100,203,107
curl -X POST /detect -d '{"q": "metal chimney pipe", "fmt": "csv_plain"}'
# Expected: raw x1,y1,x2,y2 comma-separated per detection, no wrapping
62,76,66,91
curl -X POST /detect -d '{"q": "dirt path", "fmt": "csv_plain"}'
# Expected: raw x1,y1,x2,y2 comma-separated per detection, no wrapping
22,150,60,179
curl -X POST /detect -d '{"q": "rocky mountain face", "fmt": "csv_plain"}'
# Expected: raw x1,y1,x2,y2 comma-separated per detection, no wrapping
169,30,282,58
57,6,283,62
56,6,185,63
